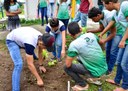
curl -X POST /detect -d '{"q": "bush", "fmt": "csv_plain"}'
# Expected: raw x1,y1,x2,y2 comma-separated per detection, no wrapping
20,18,42,26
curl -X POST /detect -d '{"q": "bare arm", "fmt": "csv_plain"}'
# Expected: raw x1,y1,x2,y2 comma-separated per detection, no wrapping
88,0,93,9
38,44,43,65
65,56,74,68
99,20,115,38
54,4,59,18
119,27,128,48
11,8,22,14
99,26,116,44
5,11,16,16
38,41,46,73
87,23,104,33
26,54,43,86
61,30,66,58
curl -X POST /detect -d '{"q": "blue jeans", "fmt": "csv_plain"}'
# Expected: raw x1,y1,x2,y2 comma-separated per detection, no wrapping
98,5,104,11
50,32,62,59
40,7,48,25
49,3,54,18
73,11,88,27
37,5,40,17
106,34,122,72
114,45,128,90
59,19,69,30
6,40,23,91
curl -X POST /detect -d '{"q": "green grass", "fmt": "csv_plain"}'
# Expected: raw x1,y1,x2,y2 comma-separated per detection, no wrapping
69,66,118,91
87,67,117,91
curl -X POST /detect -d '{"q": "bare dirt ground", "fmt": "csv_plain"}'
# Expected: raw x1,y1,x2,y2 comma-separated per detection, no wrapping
0,21,100,91
0,48,71,91
0,25,71,91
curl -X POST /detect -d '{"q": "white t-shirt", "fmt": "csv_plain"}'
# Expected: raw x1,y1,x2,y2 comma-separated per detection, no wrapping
46,20,65,34
100,10,116,28
6,27,42,48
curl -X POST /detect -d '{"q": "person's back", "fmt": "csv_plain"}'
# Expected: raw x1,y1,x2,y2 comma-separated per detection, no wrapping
79,0,89,13
69,32,107,77
6,27,42,48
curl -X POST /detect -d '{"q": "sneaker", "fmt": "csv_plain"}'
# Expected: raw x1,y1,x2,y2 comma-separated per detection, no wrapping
51,57,57,60
57,58,62,62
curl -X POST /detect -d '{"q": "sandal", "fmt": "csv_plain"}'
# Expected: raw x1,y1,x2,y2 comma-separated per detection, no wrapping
105,79,120,86
113,87,128,91
86,78,102,86
72,84,89,91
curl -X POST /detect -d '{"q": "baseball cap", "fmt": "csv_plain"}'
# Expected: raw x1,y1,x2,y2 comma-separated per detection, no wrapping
42,33,55,52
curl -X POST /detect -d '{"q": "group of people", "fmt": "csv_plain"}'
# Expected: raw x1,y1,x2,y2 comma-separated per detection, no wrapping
87,0,128,91
2,0,128,91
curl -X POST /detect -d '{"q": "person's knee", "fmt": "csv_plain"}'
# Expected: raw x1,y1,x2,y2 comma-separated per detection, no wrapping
121,62,128,72
14,62,23,69
63,65,71,73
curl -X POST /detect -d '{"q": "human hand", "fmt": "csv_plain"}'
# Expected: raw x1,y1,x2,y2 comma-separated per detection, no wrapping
86,30,91,33
118,40,125,48
39,66,46,73
98,33,103,38
99,38,106,44
37,80,44,87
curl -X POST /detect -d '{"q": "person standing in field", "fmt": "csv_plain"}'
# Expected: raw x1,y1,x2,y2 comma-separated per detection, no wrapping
4,0,21,31
38,0,48,26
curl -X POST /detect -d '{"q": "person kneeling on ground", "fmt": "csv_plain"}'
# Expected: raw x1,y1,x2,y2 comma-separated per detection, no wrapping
64,22,108,91
6,27,55,91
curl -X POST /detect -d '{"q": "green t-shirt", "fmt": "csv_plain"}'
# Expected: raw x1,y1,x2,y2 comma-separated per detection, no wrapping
67,33,107,77
57,0,70,19
112,1,128,44
76,0,80,4
39,0,47,8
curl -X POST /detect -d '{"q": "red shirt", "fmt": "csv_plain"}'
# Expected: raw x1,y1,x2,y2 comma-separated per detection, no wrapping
79,0,89,14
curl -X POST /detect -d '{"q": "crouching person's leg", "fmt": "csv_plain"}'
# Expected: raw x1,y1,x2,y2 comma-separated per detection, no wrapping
64,63,89,90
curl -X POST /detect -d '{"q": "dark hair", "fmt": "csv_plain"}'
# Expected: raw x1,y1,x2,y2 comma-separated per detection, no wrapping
60,0,67,3
88,7,102,18
4,0,17,11
102,0,118,4
68,22,80,36
50,18,59,27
